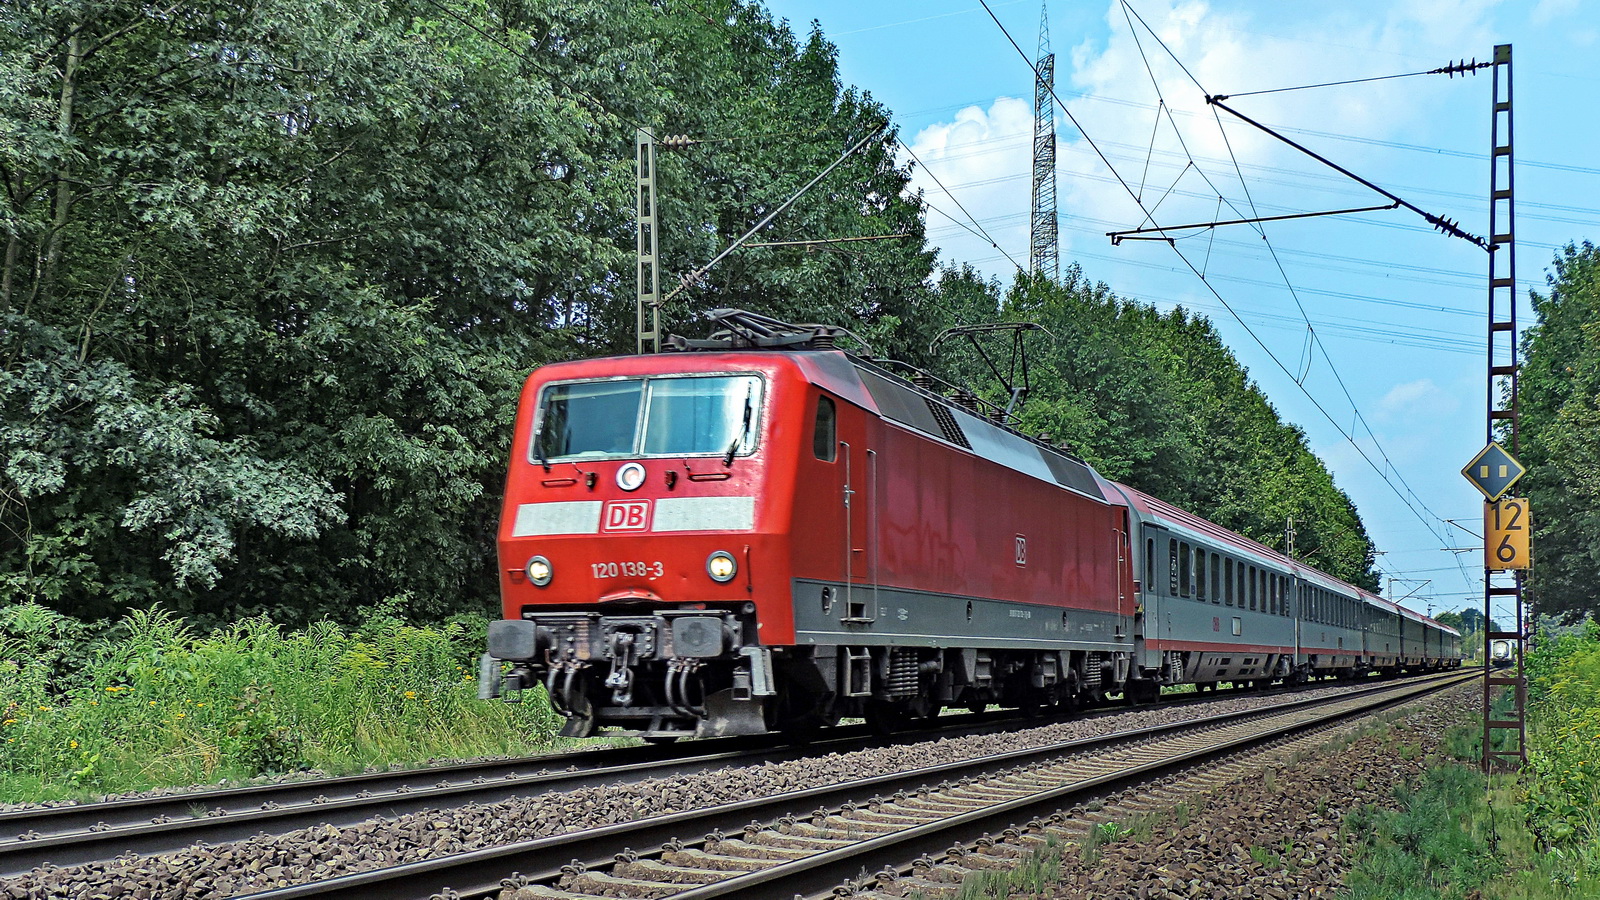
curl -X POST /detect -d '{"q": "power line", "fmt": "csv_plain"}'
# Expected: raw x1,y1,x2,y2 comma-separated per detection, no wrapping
900,140,1028,272
1116,0,1482,594
976,0,1473,596
1219,58,1489,99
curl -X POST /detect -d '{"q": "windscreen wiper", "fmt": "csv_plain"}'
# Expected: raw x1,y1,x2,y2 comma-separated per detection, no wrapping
723,387,754,467
534,431,551,472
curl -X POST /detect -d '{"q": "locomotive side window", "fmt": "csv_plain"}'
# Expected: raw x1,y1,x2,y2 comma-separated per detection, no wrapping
1196,551,1206,601
813,395,837,461
1211,553,1221,603
1178,542,1191,598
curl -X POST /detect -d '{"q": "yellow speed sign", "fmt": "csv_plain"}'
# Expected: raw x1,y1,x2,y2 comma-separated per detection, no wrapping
1485,497,1531,571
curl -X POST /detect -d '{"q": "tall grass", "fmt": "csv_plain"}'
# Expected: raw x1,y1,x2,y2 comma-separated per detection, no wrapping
0,603,561,802
1523,621,1600,879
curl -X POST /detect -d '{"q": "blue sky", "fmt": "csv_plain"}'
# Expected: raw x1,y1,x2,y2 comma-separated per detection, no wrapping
760,0,1600,622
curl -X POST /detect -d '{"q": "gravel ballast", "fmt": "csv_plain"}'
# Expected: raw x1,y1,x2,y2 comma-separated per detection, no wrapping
1042,682,1479,899
0,678,1452,899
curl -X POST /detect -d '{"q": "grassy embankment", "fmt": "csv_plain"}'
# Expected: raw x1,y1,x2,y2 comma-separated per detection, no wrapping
1341,623,1600,899
1,603,564,803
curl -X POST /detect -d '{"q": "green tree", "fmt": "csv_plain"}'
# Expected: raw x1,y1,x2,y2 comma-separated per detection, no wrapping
931,266,1379,589
0,0,935,625
1519,242,1600,621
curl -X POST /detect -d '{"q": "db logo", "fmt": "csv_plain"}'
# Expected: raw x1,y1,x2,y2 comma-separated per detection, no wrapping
602,500,652,532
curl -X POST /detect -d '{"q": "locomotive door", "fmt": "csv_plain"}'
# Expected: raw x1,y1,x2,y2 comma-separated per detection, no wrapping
837,417,877,622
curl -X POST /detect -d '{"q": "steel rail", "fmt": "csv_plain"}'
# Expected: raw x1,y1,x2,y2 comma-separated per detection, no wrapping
0,668,1384,874
233,670,1475,900
0,711,1014,874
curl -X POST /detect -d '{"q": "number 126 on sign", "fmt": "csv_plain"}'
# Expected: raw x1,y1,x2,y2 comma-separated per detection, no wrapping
1484,497,1531,571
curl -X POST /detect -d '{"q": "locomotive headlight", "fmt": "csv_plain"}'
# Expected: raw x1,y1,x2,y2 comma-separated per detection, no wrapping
526,555,553,587
706,550,737,583
617,462,646,492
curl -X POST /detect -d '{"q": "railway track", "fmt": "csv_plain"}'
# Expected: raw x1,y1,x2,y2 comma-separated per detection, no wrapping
0,671,1460,879
229,669,1475,900
0,676,1288,875
0,711,1009,875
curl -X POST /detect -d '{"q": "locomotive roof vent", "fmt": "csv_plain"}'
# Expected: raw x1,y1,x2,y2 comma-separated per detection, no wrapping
664,308,873,354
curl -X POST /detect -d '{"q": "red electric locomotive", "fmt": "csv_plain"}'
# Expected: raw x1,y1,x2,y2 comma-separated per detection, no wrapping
479,312,1459,739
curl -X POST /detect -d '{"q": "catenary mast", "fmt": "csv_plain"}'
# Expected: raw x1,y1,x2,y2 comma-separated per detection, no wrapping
1029,1,1059,281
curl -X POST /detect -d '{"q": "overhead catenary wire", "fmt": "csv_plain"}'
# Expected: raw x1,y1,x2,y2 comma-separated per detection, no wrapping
976,0,1475,599
900,139,1028,272
1113,0,1482,593
663,124,890,302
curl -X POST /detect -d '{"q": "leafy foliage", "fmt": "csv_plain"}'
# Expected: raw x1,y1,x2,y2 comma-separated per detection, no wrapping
0,0,1378,625
0,602,560,799
929,266,1380,588
1524,621,1600,868
1519,243,1600,621
0,0,930,623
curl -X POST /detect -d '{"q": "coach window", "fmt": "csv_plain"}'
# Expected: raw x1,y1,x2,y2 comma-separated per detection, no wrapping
1179,542,1191,598
1196,551,1206,601
1237,563,1246,609
1248,566,1258,611
1211,553,1221,603
812,395,837,461
1169,540,1179,595
1224,559,1234,606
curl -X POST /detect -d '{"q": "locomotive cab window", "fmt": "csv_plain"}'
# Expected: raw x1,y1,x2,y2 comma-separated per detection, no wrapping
813,395,837,461
534,375,763,462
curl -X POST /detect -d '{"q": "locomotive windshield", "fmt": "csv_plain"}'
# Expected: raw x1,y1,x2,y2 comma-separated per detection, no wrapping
534,375,761,461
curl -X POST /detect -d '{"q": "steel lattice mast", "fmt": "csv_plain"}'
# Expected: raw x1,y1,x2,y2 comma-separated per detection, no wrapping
1029,1,1059,281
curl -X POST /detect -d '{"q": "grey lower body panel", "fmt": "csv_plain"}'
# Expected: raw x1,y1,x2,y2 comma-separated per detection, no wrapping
790,578,1132,654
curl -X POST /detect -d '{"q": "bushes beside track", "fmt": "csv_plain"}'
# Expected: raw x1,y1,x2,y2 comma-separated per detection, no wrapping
0,603,561,802
1523,621,1600,875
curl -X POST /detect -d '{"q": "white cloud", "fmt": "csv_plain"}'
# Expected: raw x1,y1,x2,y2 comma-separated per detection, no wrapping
905,1,1503,282
1532,0,1580,22
906,97,1036,272
1377,377,1459,421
